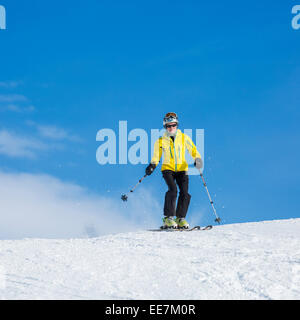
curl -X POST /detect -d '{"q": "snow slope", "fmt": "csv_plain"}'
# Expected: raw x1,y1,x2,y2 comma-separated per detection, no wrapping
0,218,300,300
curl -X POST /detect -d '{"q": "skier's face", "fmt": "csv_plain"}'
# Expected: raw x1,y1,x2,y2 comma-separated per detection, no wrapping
166,122,177,134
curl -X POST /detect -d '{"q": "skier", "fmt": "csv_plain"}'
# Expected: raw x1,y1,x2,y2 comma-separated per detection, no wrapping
145,112,203,229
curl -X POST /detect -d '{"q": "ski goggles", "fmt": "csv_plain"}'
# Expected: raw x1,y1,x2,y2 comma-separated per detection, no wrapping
166,123,178,128
165,112,177,118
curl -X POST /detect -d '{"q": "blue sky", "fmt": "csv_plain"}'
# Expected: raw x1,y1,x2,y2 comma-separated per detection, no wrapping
0,0,299,235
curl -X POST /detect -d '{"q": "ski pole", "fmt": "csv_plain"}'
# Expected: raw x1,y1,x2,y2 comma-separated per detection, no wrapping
121,174,147,201
199,171,221,224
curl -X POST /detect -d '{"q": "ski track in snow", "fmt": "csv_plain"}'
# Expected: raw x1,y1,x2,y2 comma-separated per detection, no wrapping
0,218,300,299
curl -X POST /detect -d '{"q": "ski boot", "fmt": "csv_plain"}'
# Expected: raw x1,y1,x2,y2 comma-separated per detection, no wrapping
162,216,178,229
175,217,189,229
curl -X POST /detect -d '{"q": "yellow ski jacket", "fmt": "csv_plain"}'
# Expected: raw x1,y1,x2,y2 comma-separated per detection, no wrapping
151,129,201,172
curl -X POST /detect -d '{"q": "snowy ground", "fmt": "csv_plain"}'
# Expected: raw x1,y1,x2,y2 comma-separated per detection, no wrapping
0,218,300,300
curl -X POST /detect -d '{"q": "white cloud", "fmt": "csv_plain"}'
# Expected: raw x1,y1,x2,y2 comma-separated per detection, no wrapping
0,94,28,102
0,104,35,113
0,171,160,239
0,91,35,113
36,124,82,142
0,125,81,159
0,81,22,88
0,129,47,158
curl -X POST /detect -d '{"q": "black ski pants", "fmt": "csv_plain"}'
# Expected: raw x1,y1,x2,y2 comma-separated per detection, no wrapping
162,170,191,218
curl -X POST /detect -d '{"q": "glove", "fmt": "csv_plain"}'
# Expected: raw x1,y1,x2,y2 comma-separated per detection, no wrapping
194,157,203,170
145,163,156,176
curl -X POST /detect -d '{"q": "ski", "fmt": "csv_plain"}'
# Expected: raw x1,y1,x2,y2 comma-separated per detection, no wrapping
147,225,213,232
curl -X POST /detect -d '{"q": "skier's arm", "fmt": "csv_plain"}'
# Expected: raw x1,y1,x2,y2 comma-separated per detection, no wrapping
184,134,202,161
146,138,162,175
150,137,163,166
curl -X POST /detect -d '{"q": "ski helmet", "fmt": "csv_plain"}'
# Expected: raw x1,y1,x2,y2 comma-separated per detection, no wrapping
163,112,179,128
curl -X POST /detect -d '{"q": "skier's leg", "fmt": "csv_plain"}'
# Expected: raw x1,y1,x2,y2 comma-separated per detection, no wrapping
175,171,191,218
162,170,177,217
